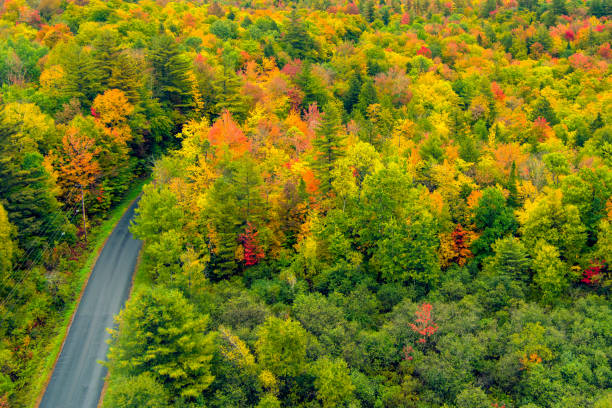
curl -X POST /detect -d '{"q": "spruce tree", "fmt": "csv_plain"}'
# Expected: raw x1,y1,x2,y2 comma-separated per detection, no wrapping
312,102,345,193
0,135,67,256
92,28,122,88
108,52,142,104
531,97,558,125
343,72,362,114
356,79,377,116
590,112,604,132
214,72,248,122
63,44,103,106
296,61,329,109
149,35,193,111
107,287,216,400
283,10,315,60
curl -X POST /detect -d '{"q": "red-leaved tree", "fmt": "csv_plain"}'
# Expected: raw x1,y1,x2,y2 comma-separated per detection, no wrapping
581,259,607,285
403,303,438,360
239,222,265,266
451,224,472,266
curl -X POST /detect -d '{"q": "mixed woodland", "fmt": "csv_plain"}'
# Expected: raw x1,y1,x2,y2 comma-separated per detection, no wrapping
0,0,611,406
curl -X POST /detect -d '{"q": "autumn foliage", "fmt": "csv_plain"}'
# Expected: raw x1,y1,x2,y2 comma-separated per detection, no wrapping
1,0,611,406
410,303,438,343
581,259,607,285
239,222,265,266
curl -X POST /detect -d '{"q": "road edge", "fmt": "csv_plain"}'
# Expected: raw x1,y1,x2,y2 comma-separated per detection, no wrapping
96,243,144,408
33,191,144,408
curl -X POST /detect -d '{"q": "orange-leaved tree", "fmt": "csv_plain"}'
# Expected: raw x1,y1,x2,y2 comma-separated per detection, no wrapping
54,127,101,239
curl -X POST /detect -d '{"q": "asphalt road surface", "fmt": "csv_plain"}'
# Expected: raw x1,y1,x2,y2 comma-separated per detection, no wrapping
39,198,142,408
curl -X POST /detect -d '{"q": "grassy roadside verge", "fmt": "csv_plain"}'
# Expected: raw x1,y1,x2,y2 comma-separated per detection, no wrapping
29,177,149,408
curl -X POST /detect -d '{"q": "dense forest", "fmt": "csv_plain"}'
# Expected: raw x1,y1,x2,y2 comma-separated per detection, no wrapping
0,0,610,406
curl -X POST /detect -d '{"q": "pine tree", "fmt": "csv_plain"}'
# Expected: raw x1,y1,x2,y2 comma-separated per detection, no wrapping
356,79,377,116
92,28,122,88
296,61,329,109
507,161,520,207
108,52,142,104
283,10,315,60
0,150,67,255
487,236,531,279
590,112,604,133
206,177,241,279
148,35,193,111
551,0,567,15
312,102,345,193
214,72,248,122
343,72,362,114
107,287,216,400
63,44,103,106
363,0,375,22
531,97,558,125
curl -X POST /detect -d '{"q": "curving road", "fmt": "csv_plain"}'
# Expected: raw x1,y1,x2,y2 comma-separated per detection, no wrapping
39,198,142,408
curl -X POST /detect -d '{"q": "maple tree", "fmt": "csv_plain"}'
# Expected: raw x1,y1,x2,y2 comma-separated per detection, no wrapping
410,303,438,344
581,259,607,285
239,222,265,267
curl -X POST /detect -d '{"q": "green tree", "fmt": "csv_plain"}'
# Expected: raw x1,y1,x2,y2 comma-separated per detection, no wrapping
108,52,143,104
311,357,355,407
355,163,440,285
214,72,249,123
370,215,440,286
0,36,47,85
532,241,569,304
480,237,531,311
356,79,378,116
561,167,612,245
107,287,216,400
363,0,375,22
210,19,238,40
517,189,586,262
481,0,496,17
92,28,122,88
471,187,518,260
130,183,185,243
103,374,169,408
257,394,281,408
343,72,362,114
296,62,329,109
543,152,569,185
60,41,104,105
312,102,345,193
455,386,491,408
283,10,316,60
148,35,193,111
141,229,184,284
204,157,263,278
487,237,531,280
0,203,15,281
255,316,309,378
531,97,558,125
534,25,553,51
205,176,242,278
551,0,567,15
0,118,67,254
590,0,612,17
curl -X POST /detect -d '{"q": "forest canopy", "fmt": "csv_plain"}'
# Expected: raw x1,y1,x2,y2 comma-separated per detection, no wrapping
0,0,610,406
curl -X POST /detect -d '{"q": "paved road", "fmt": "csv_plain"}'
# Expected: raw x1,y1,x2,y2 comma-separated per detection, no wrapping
39,198,142,408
